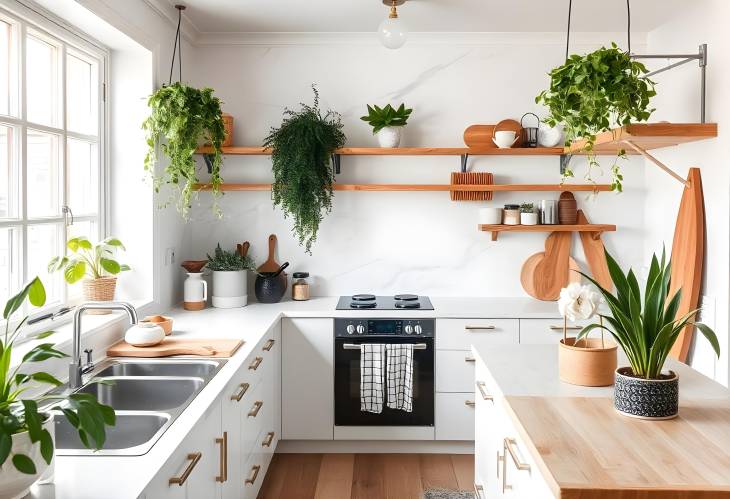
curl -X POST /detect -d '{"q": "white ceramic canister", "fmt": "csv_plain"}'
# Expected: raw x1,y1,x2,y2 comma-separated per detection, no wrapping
183,272,207,311
478,207,503,225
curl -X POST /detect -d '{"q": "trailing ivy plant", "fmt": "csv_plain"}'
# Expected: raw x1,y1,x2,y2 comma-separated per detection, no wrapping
143,82,226,219
536,43,657,191
263,86,346,254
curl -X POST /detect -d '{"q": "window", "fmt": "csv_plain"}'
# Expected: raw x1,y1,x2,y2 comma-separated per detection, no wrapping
0,7,106,317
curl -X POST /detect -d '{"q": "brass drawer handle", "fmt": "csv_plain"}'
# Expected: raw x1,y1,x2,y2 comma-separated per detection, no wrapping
465,325,496,331
476,381,494,402
465,400,475,407
497,450,509,492
474,484,485,499
169,452,202,486
263,339,275,351
230,382,250,402
262,431,276,447
550,325,581,331
465,356,475,362
248,356,263,370
248,400,263,417
504,437,531,472
215,432,228,483
245,464,261,485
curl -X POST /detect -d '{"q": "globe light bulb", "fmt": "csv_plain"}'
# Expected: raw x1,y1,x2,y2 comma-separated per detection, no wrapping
378,5,408,49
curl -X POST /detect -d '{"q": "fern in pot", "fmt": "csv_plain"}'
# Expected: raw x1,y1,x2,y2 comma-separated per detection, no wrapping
576,248,720,419
206,244,255,309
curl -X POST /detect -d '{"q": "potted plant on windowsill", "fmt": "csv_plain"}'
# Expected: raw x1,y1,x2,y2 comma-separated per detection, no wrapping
576,248,720,419
48,236,130,311
0,278,115,498
360,103,413,148
206,244,255,308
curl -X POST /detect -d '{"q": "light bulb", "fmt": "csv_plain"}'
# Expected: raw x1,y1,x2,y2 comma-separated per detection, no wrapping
378,14,408,49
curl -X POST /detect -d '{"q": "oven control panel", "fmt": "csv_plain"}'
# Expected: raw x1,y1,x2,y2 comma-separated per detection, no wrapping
335,318,434,337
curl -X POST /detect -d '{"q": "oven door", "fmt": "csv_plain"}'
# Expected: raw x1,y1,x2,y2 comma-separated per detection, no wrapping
334,336,434,426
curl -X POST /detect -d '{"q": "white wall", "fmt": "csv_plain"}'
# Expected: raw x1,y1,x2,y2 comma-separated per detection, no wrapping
645,1,730,384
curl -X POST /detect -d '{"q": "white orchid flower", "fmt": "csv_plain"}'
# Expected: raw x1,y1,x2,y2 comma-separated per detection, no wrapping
558,282,599,322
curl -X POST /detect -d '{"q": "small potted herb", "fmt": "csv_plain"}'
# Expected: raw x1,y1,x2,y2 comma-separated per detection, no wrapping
519,203,538,225
206,244,255,308
360,103,413,148
577,248,720,419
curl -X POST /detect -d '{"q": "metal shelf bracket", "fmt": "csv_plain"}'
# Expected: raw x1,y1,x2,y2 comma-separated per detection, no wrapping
332,153,341,174
460,153,469,173
559,154,572,175
203,154,214,174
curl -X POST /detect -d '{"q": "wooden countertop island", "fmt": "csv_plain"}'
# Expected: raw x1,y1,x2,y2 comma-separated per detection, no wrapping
473,345,730,498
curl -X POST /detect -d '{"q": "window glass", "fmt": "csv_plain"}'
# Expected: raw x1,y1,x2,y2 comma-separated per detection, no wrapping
0,226,18,301
68,138,97,215
27,223,63,304
67,53,97,135
0,124,16,219
25,34,58,126
26,129,60,218
0,20,11,116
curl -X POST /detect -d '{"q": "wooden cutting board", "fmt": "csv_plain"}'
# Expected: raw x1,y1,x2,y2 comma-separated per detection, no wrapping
576,210,613,291
520,231,575,301
669,168,705,362
257,234,287,290
521,253,581,301
107,338,243,358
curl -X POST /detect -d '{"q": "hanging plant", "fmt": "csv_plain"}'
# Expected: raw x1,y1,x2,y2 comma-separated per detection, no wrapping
263,86,346,254
142,82,226,218
536,43,656,191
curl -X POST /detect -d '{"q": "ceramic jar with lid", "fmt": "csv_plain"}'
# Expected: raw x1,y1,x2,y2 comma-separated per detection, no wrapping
503,204,521,225
292,272,310,301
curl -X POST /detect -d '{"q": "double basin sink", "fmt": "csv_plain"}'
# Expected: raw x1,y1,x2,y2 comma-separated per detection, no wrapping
54,358,225,456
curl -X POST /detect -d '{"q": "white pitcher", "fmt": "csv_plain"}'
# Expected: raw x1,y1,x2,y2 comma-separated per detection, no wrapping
183,272,207,311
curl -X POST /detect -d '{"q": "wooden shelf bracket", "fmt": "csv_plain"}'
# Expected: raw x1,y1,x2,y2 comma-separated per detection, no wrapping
622,139,690,188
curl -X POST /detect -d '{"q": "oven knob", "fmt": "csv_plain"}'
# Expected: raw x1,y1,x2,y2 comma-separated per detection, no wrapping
346,324,355,335
404,324,414,334
414,324,423,335
356,324,365,334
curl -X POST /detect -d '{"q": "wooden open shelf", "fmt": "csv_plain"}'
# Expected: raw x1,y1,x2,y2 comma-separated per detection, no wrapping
478,223,617,241
194,183,611,193
195,146,565,156
565,123,718,155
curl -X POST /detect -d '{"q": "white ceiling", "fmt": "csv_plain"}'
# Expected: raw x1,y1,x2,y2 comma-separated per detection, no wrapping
169,0,687,34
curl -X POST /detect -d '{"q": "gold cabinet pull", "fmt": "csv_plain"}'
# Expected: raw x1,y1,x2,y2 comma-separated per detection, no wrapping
248,400,263,417
497,450,510,492
215,432,228,483
504,437,531,472
550,325,582,331
248,356,263,370
261,431,276,447
464,325,496,331
263,339,275,351
230,382,250,402
464,356,476,362
465,400,475,407
245,464,261,485
169,452,202,486
474,483,485,499
476,381,494,402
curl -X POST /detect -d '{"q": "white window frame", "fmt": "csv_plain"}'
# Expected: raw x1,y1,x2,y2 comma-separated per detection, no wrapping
0,2,109,325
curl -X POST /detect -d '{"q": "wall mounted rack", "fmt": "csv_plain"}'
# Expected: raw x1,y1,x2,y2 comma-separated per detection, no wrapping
478,223,616,242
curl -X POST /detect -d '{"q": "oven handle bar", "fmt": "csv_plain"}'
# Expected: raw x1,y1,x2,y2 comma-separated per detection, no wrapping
342,343,428,350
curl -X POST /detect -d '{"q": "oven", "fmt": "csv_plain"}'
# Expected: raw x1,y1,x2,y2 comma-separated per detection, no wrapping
334,318,434,426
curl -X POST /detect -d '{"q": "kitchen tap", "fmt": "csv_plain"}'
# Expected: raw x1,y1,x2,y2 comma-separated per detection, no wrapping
69,301,138,389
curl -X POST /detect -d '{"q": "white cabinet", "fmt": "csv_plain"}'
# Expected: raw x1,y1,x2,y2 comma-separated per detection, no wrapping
436,319,519,351
436,350,475,392
519,318,593,344
435,392,475,440
281,318,334,440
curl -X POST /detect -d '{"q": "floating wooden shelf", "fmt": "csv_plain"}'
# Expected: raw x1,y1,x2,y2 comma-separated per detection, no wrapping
194,183,611,193
565,123,718,155
478,223,617,241
195,146,565,156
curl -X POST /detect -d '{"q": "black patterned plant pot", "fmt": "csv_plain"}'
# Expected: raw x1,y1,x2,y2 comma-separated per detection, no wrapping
614,367,679,420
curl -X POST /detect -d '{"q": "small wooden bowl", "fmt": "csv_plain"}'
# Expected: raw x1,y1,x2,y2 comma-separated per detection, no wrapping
141,315,173,335
181,260,207,273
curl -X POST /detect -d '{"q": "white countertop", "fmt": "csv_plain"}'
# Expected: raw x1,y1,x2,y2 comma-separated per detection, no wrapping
28,297,564,499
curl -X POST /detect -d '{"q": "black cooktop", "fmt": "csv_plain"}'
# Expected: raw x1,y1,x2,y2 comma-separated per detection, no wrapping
336,295,434,311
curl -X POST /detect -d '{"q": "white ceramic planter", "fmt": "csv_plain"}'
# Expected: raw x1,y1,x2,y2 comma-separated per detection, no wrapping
478,207,503,225
212,270,248,308
0,417,53,499
520,212,539,225
376,126,403,148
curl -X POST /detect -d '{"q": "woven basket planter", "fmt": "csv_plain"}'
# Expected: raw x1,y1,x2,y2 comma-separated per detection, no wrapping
82,277,117,314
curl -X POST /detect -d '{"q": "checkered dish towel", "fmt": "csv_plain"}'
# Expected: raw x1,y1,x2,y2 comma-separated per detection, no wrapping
386,344,414,412
360,343,385,413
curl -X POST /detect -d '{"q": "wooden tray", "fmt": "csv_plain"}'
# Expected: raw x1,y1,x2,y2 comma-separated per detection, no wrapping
107,338,243,358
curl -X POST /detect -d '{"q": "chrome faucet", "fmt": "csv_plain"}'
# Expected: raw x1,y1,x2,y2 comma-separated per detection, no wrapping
69,301,138,389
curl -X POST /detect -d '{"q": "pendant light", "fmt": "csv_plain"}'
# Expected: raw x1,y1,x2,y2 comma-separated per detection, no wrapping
378,0,408,50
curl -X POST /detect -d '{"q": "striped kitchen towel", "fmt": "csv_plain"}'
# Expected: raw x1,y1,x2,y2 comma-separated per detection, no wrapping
386,344,414,412
360,343,385,413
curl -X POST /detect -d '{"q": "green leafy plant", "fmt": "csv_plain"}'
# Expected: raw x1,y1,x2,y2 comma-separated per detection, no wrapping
48,236,130,284
205,244,255,272
536,43,657,191
520,203,534,213
360,103,413,134
263,86,346,254
142,82,226,219
576,248,720,379
1,278,115,474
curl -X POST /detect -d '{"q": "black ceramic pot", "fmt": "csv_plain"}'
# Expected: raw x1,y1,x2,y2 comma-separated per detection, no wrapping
614,367,679,420
255,274,286,303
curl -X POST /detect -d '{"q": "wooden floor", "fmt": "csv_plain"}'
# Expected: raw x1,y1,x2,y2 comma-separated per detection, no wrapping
257,453,475,499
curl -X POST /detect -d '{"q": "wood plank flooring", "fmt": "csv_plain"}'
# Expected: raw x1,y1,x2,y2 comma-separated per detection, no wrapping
257,453,474,499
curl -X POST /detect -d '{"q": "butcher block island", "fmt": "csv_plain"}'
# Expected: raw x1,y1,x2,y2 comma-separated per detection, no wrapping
473,345,730,498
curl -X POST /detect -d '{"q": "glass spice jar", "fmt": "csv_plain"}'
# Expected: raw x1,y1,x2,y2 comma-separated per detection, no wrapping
503,204,521,225
292,272,310,301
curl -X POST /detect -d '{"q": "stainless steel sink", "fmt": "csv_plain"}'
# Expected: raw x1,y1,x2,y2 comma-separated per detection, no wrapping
77,377,204,411
94,360,219,378
55,412,170,452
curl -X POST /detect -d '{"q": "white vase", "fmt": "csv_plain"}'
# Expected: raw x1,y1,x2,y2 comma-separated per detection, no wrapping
0,417,54,499
183,272,207,311
212,270,248,308
376,126,403,148
521,212,539,225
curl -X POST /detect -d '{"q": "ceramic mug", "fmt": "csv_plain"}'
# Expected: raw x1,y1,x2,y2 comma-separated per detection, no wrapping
492,130,519,148
479,207,503,225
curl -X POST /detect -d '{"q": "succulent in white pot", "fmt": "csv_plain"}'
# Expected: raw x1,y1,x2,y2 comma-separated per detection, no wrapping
360,103,413,148
519,203,538,225
206,244,256,308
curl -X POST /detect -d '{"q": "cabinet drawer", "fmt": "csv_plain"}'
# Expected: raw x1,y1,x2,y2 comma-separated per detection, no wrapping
436,350,476,392
435,392,475,441
436,319,518,351
241,381,267,456
519,318,594,345
242,441,274,499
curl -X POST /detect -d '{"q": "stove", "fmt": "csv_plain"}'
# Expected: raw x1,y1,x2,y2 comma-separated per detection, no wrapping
335,294,434,311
